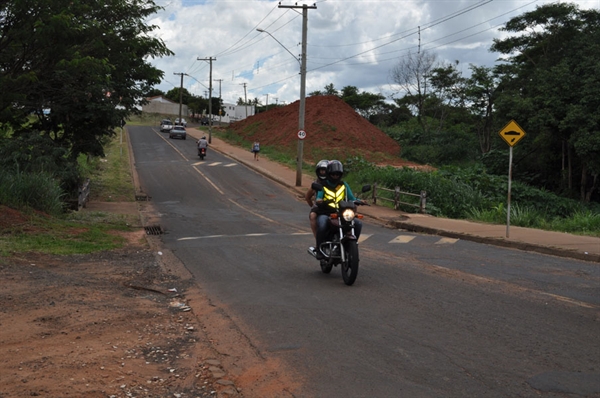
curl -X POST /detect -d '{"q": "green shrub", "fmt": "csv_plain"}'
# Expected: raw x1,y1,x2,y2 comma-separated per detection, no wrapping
0,169,64,215
348,159,599,235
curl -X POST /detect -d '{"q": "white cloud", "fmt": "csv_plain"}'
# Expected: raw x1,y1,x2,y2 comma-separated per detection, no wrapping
149,0,599,105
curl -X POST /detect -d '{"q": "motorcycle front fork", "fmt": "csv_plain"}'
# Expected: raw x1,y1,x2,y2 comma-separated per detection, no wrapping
322,226,355,261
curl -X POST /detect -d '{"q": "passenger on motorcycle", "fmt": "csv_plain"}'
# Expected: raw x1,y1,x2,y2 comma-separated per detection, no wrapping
305,159,329,239
313,160,363,260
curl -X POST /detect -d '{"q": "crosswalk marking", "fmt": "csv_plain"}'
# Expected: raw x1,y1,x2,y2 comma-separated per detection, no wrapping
193,161,237,167
435,237,459,244
389,235,415,244
358,234,372,243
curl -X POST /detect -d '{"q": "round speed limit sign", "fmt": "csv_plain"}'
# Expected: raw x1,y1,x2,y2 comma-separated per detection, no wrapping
297,130,307,140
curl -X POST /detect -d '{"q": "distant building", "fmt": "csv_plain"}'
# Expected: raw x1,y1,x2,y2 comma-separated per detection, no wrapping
142,96,188,116
218,103,255,123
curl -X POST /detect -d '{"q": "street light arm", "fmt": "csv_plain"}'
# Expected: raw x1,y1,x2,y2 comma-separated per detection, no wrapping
256,29,300,65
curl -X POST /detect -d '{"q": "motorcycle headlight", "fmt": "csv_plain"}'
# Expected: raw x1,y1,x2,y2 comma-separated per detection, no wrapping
342,208,355,222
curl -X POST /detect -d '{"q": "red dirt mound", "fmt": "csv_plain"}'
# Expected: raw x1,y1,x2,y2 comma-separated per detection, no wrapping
227,95,415,166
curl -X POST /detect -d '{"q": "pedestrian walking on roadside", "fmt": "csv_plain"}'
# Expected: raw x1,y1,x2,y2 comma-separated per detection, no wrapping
252,140,260,160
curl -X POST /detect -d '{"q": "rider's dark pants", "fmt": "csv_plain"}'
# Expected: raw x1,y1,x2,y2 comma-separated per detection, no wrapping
316,214,362,248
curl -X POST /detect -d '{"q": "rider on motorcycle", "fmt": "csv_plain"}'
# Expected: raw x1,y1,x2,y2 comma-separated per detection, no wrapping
313,160,363,260
197,136,208,155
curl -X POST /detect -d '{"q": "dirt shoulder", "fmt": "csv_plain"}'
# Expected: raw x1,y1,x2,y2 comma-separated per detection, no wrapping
0,202,300,398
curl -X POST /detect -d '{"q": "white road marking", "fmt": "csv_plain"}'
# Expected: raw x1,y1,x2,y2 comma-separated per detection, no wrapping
224,163,237,167
435,237,459,244
192,167,224,195
358,234,372,243
208,162,222,166
389,235,416,243
179,232,308,241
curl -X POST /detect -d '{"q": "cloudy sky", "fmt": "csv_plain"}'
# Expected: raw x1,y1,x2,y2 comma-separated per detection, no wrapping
148,0,598,106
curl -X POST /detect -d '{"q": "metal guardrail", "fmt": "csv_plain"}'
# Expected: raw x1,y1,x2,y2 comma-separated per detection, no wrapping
371,183,427,213
78,178,91,209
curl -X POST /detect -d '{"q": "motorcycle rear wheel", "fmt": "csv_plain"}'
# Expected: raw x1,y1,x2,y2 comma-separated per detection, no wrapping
341,240,359,286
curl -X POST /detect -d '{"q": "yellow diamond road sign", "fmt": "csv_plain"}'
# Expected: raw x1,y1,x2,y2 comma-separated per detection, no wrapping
499,120,526,147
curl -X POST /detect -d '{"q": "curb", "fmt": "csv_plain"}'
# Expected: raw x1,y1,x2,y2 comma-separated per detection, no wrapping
389,221,600,264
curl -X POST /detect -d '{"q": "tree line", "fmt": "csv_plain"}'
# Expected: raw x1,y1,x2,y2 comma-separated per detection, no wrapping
0,0,171,201
314,3,599,204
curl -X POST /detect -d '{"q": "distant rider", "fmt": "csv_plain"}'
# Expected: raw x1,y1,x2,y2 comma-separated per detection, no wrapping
313,160,363,260
197,136,208,155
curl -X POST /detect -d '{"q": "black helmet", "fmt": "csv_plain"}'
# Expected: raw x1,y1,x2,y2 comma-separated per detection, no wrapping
315,160,329,181
202,136,206,139
326,160,344,185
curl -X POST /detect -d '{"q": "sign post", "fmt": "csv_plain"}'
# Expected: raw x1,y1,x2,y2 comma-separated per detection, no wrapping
498,120,526,238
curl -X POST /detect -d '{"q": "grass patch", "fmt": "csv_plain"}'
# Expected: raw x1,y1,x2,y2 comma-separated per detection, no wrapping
87,131,135,202
0,210,136,256
0,133,141,257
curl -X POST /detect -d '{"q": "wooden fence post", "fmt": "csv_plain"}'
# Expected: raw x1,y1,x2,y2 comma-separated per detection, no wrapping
372,183,377,205
394,187,400,210
419,190,427,213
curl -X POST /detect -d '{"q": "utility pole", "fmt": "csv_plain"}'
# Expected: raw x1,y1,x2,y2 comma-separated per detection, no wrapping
240,83,248,118
278,3,316,186
215,78,223,124
198,57,216,143
173,72,188,125
264,93,269,112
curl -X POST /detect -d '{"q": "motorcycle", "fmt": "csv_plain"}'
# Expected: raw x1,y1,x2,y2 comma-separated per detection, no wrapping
308,183,371,286
198,146,206,160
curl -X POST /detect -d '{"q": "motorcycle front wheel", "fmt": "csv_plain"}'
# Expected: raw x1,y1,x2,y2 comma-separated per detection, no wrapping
341,240,359,286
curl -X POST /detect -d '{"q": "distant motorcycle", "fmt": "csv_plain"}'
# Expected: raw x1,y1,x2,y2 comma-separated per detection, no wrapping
308,183,371,286
198,146,206,160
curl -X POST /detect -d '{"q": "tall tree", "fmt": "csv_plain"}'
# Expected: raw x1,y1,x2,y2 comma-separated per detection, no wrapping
491,2,600,201
463,65,500,154
165,87,194,105
390,50,437,133
0,0,172,189
340,85,387,120
427,60,467,133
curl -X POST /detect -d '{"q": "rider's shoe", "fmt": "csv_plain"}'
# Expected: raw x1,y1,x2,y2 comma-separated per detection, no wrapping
308,247,317,257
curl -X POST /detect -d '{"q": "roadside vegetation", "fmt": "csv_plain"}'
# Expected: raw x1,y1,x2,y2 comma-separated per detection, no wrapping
0,133,139,257
344,158,600,237
217,127,600,238
221,3,600,236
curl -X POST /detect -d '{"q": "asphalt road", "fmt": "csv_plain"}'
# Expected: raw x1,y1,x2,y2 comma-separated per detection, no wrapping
129,125,600,398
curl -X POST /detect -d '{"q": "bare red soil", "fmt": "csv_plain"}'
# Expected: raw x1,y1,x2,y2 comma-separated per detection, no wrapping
228,95,418,167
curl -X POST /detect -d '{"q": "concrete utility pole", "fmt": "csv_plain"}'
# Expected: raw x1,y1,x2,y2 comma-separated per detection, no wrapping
240,83,248,118
198,57,216,143
277,3,316,186
173,72,188,125
215,78,223,124
264,93,269,111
